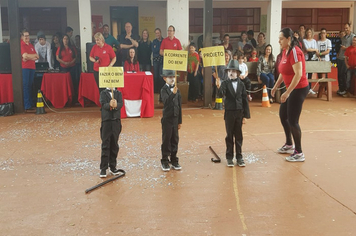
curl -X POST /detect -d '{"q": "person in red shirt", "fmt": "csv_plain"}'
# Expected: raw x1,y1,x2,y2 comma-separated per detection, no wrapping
21,29,39,110
344,36,356,97
56,34,78,103
159,25,182,56
89,32,117,90
271,28,309,162
124,48,140,72
187,42,200,102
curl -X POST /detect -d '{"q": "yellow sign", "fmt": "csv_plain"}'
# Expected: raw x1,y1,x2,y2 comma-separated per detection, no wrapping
163,50,188,71
99,67,124,88
201,46,225,67
139,16,156,39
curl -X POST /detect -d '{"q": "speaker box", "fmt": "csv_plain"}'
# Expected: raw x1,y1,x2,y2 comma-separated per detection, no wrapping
86,42,95,73
0,43,11,73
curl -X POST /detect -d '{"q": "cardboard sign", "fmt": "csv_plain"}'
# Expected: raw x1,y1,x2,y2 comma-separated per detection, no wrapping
200,46,225,67
163,50,188,71
99,67,124,88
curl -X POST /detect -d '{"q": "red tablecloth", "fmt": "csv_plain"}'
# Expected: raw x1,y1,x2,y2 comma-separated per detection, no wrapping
118,72,154,118
0,74,14,104
78,73,101,107
41,72,73,108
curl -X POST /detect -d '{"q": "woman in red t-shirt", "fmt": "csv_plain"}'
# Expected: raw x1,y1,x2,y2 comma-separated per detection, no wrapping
56,34,78,102
271,28,309,162
124,48,140,72
89,32,117,91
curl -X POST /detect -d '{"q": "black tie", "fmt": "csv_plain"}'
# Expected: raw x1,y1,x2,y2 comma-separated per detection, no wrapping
169,85,175,89
231,79,238,82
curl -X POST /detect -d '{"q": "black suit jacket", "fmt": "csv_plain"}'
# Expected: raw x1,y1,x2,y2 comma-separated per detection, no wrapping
99,89,123,121
218,79,251,119
160,84,182,124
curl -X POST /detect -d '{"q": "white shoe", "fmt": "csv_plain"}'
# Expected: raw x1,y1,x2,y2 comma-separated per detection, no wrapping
308,89,316,95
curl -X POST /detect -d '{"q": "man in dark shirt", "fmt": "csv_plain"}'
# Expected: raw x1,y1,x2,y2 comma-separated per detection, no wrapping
119,22,139,65
152,28,164,93
247,30,257,48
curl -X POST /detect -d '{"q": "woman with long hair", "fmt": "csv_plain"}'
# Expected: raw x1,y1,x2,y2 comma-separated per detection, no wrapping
56,34,78,102
137,29,152,71
124,48,140,72
257,44,275,103
237,31,251,54
271,28,309,162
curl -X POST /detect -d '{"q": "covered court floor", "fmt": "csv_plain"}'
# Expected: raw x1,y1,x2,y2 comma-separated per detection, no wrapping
0,94,356,235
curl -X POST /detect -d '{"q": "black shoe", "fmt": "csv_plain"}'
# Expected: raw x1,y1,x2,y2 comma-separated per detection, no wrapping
171,162,182,170
100,169,107,178
236,158,246,167
227,159,234,167
109,168,121,176
161,162,170,172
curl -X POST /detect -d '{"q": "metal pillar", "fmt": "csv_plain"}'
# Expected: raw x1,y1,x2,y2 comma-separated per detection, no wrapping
203,0,213,108
8,0,24,113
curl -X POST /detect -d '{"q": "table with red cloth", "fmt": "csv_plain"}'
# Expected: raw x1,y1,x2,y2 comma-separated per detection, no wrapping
78,73,101,107
41,72,73,108
118,72,154,118
0,74,13,104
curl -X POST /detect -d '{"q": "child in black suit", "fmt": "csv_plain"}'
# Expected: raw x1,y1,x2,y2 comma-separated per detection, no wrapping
160,70,182,171
99,88,123,177
216,60,251,167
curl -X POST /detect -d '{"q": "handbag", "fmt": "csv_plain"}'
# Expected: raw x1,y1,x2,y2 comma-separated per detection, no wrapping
0,103,14,117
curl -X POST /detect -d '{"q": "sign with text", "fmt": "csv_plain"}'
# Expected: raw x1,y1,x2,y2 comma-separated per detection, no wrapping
99,67,124,88
200,46,225,67
163,50,188,71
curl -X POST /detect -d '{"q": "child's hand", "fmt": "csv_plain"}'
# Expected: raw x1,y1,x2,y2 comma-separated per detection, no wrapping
173,86,178,94
178,124,181,130
216,77,221,88
110,99,117,108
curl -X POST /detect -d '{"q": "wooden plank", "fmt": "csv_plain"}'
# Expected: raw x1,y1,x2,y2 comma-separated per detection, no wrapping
245,62,258,74
305,61,331,73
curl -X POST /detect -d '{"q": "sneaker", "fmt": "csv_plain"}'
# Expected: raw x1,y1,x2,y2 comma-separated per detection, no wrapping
100,169,107,178
308,89,316,95
109,168,121,176
171,162,182,170
161,162,170,172
277,144,295,154
338,90,347,96
236,158,246,167
285,151,305,162
342,92,351,98
227,159,234,167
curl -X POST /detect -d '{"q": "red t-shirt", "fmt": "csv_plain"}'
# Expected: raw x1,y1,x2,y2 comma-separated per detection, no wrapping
21,40,36,69
345,46,356,68
56,47,76,68
248,57,259,62
124,61,140,72
279,46,308,89
160,37,182,51
188,51,199,73
89,43,116,72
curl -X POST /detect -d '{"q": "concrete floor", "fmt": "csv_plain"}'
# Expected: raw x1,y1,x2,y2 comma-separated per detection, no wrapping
0,93,356,236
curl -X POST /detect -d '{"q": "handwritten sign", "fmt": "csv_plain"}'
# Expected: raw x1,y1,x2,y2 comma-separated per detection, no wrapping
163,50,188,71
99,67,124,88
200,46,225,67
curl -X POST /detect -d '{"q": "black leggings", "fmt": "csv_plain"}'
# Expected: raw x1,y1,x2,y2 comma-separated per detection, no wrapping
279,86,309,153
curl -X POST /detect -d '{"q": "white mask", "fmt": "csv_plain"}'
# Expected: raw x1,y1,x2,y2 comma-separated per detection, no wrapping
166,76,175,85
228,69,238,79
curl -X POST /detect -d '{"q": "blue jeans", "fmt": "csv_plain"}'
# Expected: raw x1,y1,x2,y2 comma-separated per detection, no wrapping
346,68,356,91
260,73,274,98
153,61,163,93
22,68,35,109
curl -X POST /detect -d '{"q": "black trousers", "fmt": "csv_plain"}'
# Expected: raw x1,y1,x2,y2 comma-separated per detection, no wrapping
100,119,122,170
224,110,244,160
188,72,199,101
161,117,179,164
337,58,347,92
279,86,308,153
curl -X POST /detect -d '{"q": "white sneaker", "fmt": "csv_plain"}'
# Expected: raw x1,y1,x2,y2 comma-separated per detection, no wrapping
308,89,316,95
277,144,295,154
285,151,305,162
